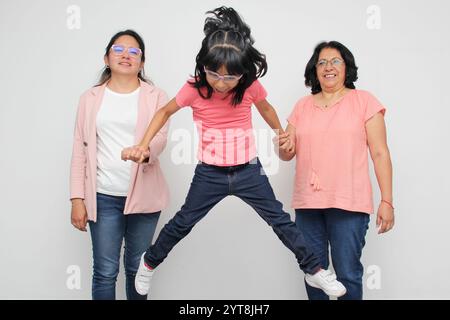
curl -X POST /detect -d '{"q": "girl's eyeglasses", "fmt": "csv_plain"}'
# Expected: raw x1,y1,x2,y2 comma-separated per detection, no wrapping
204,67,243,83
110,44,142,58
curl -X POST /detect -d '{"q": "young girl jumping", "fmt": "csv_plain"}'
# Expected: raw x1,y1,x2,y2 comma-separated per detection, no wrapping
122,6,346,298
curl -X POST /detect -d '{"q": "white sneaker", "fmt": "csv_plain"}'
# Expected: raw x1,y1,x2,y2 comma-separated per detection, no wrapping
305,269,347,297
135,253,155,296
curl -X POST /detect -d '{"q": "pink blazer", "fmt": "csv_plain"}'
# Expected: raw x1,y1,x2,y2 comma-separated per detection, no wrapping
70,80,170,222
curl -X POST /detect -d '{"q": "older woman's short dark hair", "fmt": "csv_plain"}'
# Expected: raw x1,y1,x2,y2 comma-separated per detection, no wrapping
304,41,358,94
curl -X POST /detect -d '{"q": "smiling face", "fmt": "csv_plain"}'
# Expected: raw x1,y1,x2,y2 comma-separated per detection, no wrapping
205,65,241,94
104,35,144,77
316,48,346,93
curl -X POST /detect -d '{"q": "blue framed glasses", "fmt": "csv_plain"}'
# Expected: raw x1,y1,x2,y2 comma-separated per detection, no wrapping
110,44,142,58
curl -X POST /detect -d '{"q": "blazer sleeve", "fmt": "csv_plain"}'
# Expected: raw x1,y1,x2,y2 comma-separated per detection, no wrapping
70,94,87,200
145,90,170,165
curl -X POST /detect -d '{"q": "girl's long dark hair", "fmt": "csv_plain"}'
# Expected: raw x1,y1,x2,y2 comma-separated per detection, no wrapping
191,6,267,105
95,29,152,86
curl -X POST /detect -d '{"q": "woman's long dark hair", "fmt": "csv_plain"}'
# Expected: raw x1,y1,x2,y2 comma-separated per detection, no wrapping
191,6,267,106
95,29,152,86
304,41,358,94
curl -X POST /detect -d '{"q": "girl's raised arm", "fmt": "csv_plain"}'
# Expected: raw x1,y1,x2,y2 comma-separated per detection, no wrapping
121,98,181,163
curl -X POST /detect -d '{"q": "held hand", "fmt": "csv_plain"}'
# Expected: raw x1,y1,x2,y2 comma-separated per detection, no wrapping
71,200,88,232
273,132,294,153
376,202,395,234
273,132,288,147
280,138,294,153
121,145,150,163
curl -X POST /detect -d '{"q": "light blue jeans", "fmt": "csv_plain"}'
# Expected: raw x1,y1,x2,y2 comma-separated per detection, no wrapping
88,192,160,300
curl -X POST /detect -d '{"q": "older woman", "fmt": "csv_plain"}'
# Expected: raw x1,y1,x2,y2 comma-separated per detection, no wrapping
274,41,394,300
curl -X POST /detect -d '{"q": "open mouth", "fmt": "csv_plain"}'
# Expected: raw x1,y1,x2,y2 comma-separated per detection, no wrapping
118,62,132,67
323,74,336,79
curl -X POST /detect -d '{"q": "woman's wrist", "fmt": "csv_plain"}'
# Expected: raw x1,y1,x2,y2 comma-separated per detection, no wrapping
71,198,84,206
381,199,394,209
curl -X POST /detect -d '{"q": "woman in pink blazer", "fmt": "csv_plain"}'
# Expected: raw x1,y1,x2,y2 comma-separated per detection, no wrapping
69,29,169,300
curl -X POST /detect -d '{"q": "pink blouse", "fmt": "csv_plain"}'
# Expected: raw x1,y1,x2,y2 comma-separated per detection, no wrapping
287,89,385,214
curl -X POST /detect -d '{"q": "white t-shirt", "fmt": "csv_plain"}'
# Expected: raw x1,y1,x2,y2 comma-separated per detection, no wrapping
96,86,140,196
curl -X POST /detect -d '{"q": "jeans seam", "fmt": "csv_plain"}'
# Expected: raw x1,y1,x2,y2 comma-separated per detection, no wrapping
228,172,233,195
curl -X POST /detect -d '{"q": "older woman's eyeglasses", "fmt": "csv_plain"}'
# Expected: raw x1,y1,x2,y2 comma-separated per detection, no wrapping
316,58,344,69
203,67,243,82
110,44,142,58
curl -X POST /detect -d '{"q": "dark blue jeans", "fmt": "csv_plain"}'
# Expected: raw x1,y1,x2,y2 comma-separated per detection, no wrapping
144,158,320,275
295,208,370,300
88,193,160,300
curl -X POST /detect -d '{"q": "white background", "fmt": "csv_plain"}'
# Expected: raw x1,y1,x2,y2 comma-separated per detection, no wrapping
1,0,449,299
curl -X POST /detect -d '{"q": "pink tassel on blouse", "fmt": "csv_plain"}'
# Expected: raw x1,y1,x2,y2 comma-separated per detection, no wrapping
310,171,321,191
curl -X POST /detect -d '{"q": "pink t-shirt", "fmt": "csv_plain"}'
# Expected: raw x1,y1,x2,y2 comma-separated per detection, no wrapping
176,79,267,166
287,89,385,214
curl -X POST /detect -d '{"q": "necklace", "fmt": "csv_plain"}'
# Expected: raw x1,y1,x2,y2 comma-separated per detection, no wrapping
319,87,347,109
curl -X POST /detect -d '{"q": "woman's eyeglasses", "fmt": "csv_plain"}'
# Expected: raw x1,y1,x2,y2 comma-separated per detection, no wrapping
316,58,344,69
110,44,142,58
